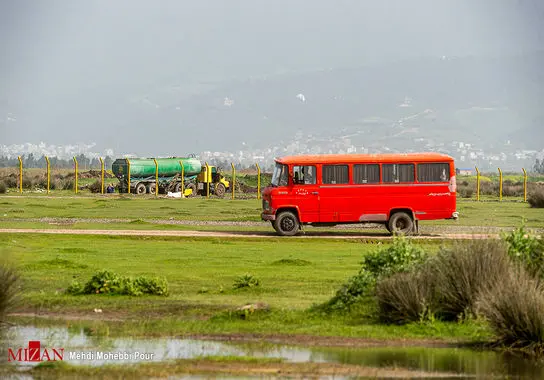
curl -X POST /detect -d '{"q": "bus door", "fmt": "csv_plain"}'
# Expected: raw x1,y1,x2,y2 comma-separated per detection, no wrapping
292,165,319,222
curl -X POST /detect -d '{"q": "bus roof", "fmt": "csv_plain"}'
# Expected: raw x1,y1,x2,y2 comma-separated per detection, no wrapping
276,153,454,165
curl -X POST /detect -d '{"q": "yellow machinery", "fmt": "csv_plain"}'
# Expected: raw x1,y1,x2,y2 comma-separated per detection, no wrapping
194,165,230,197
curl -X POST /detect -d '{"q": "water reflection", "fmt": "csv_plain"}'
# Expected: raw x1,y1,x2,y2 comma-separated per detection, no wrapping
1,326,544,378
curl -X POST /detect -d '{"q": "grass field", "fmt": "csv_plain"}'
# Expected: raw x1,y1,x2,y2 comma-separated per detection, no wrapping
1,196,543,229
1,232,490,343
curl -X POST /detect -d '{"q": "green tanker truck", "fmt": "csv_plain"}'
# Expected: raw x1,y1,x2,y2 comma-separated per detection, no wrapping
111,156,230,197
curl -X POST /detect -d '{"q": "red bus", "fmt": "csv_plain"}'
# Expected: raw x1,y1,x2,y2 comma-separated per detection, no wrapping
261,153,458,236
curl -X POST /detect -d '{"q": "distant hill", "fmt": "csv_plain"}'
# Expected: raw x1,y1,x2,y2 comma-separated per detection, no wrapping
142,51,544,153
3,52,543,154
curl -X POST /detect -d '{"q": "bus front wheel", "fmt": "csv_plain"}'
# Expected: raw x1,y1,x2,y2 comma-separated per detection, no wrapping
388,212,414,235
273,211,300,236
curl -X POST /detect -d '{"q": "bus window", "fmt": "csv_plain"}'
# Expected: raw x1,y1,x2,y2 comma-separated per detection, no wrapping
417,163,450,182
271,163,288,186
293,165,316,185
354,164,380,184
323,165,349,184
383,164,415,183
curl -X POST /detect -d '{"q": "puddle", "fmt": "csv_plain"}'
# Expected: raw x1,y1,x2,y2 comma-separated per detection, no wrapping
2,326,544,378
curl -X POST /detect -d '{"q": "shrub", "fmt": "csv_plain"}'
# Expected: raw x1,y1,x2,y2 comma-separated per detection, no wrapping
67,270,168,296
321,237,427,312
478,266,544,352
133,276,169,296
53,178,74,190
21,176,33,189
503,225,544,278
528,187,544,208
233,274,260,289
3,175,17,188
0,181,6,194
322,270,375,311
362,236,427,278
0,264,19,324
502,184,523,197
459,187,474,198
432,239,511,320
88,180,102,193
376,269,435,324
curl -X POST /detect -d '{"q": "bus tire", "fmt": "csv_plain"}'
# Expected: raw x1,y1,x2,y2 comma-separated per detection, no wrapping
388,212,414,235
135,183,147,195
273,211,300,236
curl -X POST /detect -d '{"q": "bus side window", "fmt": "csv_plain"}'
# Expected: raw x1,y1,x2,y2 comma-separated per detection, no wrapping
293,165,316,185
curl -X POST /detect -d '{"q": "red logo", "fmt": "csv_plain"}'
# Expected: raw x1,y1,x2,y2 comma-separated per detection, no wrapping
8,341,64,362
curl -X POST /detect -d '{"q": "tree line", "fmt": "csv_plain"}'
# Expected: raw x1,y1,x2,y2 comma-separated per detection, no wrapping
0,154,114,170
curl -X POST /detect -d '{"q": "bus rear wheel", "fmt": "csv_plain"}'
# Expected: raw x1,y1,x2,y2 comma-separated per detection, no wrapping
273,211,300,236
388,212,414,235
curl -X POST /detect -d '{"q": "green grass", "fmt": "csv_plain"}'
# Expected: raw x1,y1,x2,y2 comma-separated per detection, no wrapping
0,197,263,221
1,196,543,228
0,232,492,342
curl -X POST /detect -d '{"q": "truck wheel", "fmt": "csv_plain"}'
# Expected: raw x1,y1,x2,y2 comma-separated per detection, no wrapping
147,183,156,194
388,212,414,235
273,211,300,236
214,183,226,197
186,183,197,197
174,183,181,193
135,183,147,195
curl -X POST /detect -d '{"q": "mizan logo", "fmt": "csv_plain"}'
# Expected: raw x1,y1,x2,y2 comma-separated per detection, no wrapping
8,341,64,362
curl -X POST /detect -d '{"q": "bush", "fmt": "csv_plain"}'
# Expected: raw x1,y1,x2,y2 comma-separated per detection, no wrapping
432,239,511,320
322,237,427,312
478,266,544,352
503,225,544,278
53,178,74,191
322,270,375,311
0,181,6,194
0,264,19,324
528,187,544,208
362,236,427,278
67,270,168,296
21,176,34,189
233,274,260,289
376,269,435,324
88,180,102,193
502,184,523,197
3,174,17,188
459,187,474,198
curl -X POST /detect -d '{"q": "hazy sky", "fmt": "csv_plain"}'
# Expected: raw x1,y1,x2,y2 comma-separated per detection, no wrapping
1,0,543,153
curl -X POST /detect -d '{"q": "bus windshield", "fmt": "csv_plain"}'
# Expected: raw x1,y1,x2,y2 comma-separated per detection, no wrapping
271,163,288,186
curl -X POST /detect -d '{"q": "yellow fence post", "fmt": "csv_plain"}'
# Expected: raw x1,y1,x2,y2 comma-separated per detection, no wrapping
153,158,159,196
45,156,50,194
126,158,131,194
498,167,503,202
179,160,185,198
73,156,78,194
99,157,105,194
231,162,236,200
522,167,527,203
205,162,210,198
18,156,23,194
256,163,261,200
475,166,480,201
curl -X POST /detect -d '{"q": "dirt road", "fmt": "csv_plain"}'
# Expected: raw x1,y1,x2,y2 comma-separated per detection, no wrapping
0,227,498,239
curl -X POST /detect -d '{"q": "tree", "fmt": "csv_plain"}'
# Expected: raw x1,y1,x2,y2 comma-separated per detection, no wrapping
534,159,544,174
